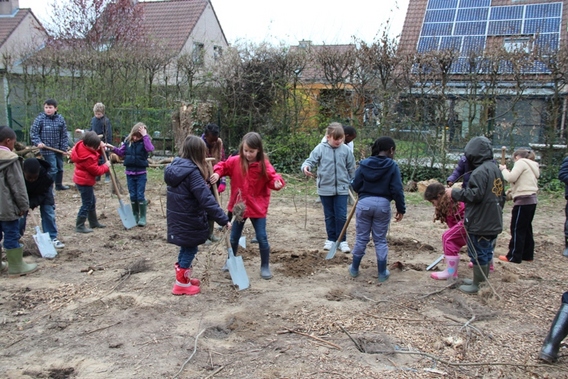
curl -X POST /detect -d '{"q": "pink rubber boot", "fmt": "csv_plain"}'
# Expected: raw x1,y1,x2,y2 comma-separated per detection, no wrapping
174,262,200,286
172,264,200,296
431,255,460,280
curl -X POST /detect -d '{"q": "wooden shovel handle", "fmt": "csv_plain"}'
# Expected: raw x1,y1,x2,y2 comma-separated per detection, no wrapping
335,197,359,244
501,146,507,165
101,147,122,201
41,145,68,155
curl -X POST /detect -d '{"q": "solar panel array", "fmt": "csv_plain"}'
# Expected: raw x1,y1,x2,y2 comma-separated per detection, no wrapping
416,0,563,73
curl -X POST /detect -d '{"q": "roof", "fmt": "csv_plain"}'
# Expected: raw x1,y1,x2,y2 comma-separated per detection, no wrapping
138,0,211,54
0,8,30,48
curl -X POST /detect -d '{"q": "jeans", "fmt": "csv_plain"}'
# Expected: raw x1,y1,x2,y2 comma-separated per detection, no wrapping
20,205,58,240
43,153,64,184
230,217,269,254
352,196,391,262
564,201,568,242
178,245,198,268
467,234,497,266
76,184,96,218
127,173,147,202
320,195,348,241
0,219,21,249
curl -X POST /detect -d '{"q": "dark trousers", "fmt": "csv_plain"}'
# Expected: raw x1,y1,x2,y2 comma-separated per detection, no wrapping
507,203,536,262
564,201,568,244
76,184,96,219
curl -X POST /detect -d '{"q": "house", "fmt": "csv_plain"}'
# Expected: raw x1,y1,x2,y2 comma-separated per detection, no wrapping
0,0,48,126
397,0,568,148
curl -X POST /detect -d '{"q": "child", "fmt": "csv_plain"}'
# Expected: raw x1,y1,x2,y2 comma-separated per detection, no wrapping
70,131,110,233
20,158,65,249
76,103,113,183
424,182,466,280
211,132,284,280
107,123,154,227
165,135,231,295
349,137,405,282
498,149,539,263
30,99,70,190
0,126,37,277
451,136,505,294
447,154,472,188
202,123,226,242
302,123,356,252
559,156,568,257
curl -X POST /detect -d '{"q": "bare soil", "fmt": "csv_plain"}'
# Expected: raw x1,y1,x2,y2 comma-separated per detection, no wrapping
1,167,568,379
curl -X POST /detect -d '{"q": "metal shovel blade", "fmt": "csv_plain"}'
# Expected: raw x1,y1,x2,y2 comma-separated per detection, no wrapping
117,199,137,229
33,226,57,259
325,243,338,260
239,236,246,249
227,247,249,290
426,255,445,271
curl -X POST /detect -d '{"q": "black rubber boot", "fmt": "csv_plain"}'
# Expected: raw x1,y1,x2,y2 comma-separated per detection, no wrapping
260,248,272,280
76,216,93,233
540,303,568,363
563,237,568,257
55,171,69,190
88,210,106,228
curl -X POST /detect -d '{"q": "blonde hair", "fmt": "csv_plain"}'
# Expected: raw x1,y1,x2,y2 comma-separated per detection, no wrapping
326,122,345,140
93,102,105,115
179,135,208,180
125,122,147,145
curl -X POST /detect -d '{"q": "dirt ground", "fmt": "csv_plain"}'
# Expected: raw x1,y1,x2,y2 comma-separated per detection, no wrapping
1,166,568,379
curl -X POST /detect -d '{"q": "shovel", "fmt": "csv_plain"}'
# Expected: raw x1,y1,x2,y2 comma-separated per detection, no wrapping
426,255,444,271
29,211,57,259
207,159,250,290
326,196,359,260
102,148,137,229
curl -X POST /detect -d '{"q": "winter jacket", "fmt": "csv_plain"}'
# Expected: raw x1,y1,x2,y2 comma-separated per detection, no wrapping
446,201,465,229
25,159,54,209
165,157,229,247
451,136,505,236
30,112,69,155
558,157,568,200
501,158,539,199
214,155,285,219
70,141,109,186
301,142,355,196
351,155,406,214
113,135,154,173
447,155,471,188
0,148,28,221
90,116,112,144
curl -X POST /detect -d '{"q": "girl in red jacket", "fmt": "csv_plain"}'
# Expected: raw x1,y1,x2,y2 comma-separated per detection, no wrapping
70,131,110,233
210,132,285,280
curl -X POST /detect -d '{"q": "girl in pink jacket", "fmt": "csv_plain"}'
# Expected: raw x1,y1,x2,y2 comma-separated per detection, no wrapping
211,132,284,280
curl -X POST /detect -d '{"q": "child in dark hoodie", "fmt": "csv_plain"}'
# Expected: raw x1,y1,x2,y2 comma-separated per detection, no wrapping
451,136,505,294
348,137,405,282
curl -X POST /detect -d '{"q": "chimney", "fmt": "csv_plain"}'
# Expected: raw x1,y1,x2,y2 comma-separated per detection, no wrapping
0,0,19,16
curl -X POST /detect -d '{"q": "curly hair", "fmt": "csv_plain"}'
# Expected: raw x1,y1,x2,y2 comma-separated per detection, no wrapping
424,182,461,225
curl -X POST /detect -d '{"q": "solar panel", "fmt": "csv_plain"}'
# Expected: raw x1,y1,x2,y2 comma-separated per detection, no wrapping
525,3,562,19
425,9,456,23
534,34,559,52
427,0,459,10
461,36,485,55
524,18,561,34
421,23,454,36
489,6,523,20
458,0,490,9
417,37,440,53
454,22,486,35
456,8,489,21
440,36,462,50
488,20,522,35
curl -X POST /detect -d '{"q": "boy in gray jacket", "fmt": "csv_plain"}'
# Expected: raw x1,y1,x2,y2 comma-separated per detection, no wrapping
302,123,355,252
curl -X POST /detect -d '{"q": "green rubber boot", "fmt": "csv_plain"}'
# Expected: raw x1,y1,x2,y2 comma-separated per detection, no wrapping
131,202,140,224
6,246,38,278
138,201,147,227
459,264,488,294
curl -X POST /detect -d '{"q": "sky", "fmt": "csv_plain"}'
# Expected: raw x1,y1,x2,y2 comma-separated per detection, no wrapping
19,0,410,46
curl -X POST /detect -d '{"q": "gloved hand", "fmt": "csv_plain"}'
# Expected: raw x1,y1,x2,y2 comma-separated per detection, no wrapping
218,183,226,193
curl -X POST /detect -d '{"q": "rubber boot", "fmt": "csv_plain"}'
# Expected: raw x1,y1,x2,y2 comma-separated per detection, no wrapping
88,210,106,229
378,260,390,282
55,171,69,190
260,248,272,279
349,255,363,278
431,255,460,280
172,265,200,295
131,202,139,224
208,219,219,242
174,262,200,286
138,201,147,227
468,258,494,272
540,303,568,363
563,237,568,257
459,264,488,293
6,247,38,277
76,216,93,233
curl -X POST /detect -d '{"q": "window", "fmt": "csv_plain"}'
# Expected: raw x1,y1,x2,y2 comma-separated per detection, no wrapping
213,45,222,62
192,42,204,66
503,37,531,53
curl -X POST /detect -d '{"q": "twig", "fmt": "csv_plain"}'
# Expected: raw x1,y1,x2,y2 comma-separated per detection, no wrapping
203,366,224,379
173,329,206,379
277,329,342,350
460,315,476,332
417,281,457,299
82,321,121,335
336,323,365,352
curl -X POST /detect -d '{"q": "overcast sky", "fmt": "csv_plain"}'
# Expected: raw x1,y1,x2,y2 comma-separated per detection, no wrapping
19,0,410,45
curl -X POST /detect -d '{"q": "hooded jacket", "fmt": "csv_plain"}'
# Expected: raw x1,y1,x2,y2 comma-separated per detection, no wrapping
214,155,284,218
559,157,568,200
165,157,229,247
70,141,109,186
501,158,539,199
301,142,355,196
451,136,505,236
25,159,54,209
0,148,28,221
351,155,406,214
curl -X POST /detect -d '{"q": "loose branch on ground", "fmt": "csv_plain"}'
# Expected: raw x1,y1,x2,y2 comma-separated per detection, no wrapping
277,329,342,350
82,321,121,335
173,329,205,379
336,323,365,352
417,282,457,299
